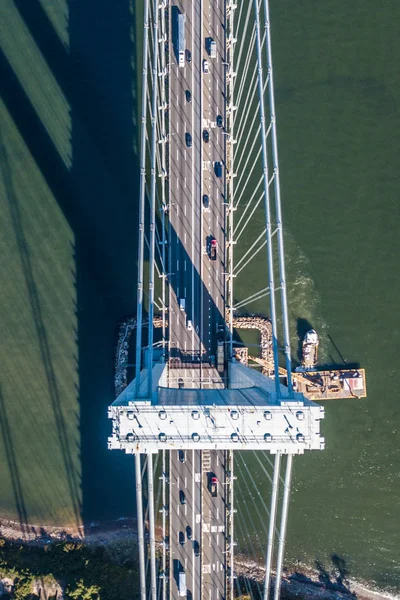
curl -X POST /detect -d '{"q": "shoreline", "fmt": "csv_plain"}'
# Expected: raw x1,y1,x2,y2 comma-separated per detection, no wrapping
0,518,398,600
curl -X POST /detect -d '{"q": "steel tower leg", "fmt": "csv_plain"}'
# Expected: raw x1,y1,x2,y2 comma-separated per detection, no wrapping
230,450,235,600
135,0,151,397
162,449,167,600
148,453,157,600
263,0,293,393
135,453,147,600
252,0,280,394
273,454,293,600
263,451,281,600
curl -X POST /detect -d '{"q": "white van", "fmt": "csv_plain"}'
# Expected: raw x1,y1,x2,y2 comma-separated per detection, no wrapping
179,298,185,311
178,571,187,597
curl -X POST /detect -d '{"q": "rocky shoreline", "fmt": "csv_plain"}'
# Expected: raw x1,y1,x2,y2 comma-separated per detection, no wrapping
0,519,395,600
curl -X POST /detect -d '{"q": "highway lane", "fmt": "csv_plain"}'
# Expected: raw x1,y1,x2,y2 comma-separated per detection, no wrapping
170,449,202,600
202,449,227,600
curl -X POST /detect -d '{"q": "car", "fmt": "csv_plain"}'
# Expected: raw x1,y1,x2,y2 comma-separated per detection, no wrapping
178,450,185,463
214,161,222,178
187,320,193,330
203,129,209,143
185,132,192,148
180,490,186,505
203,59,209,73
178,378,184,389
186,525,192,540
209,238,217,261
202,194,210,210
186,49,192,63
216,114,223,127
193,541,200,557
179,531,185,546
185,89,192,103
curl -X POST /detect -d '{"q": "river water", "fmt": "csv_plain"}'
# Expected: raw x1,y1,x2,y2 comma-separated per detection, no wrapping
232,0,400,595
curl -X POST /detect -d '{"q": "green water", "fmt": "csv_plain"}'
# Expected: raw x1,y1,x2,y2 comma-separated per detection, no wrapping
233,0,400,593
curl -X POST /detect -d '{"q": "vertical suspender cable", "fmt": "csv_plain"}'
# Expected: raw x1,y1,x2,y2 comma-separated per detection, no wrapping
263,451,281,600
135,453,147,600
148,453,157,600
227,1,236,360
230,450,235,600
162,449,166,600
274,454,294,600
253,0,280,394
136,0,151,396
263,0,293,394
147,0,160,398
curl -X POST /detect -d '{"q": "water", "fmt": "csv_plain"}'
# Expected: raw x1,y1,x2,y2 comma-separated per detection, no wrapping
233,0,400,594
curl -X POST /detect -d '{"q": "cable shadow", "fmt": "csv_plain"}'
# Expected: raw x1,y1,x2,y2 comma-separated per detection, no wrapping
0,131,82,530
0,385,30,537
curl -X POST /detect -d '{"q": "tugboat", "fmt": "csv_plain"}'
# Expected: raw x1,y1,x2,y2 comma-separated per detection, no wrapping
301,329,319,369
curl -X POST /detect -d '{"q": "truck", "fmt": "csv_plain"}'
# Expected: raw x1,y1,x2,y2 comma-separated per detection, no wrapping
177,13,185,67
178,571,187,597
208,39,217,58
208,474,218,497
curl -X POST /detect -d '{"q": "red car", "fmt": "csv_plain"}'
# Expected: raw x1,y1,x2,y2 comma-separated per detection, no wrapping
209,239,217,261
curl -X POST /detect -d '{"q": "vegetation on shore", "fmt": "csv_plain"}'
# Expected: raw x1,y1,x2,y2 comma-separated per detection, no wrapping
0,537,139,599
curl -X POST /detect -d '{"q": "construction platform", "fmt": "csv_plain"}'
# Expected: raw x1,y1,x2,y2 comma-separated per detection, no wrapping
291,368,367,401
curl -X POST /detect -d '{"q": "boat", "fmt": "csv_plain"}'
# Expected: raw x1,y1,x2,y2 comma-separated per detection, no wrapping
301,329,319,369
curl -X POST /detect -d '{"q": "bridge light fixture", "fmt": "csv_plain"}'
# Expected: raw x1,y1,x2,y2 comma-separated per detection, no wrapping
264,433,272,442
264,410,272,420
159,432,167,442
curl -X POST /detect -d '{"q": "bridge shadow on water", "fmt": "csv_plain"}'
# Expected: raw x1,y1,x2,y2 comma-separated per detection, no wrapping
1,0,141,530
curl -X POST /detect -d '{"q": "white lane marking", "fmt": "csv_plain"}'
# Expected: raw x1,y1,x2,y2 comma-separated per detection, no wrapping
185,504,187,516
177,120,179,133
217,454,219,466
217,507,219,520
176,148,178,160
176,314,179,326
184,204,187,215
176,93,179,104
184,232,187,243
184,340,187,351
176,178,179,189
185,477,187,488
184,177,187,189
177,504,180,517
177,260,179,270
184,261,187,272
184,287,187,296
217,534,219,546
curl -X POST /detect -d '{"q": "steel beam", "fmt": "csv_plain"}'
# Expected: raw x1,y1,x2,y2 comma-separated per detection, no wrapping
263,0,293,394
148,453,157,600
135,0,151,396
135,454,147,600
263,451,281,600
252,0,280,394
273,454,294,600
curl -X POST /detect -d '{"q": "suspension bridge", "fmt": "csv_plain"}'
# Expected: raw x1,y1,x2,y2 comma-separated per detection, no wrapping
108,1,325,599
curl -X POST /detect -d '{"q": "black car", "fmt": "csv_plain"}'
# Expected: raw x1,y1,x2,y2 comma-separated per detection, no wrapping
186,525,192,540
185,132,192,148
180,490,186,505
186,49,192,63
216,114,223,127
203,129,209,143
179,531,185,546
202,194,209,209
178,449,185,463
214,161,222,178
193,540,200,557
185,89,192,103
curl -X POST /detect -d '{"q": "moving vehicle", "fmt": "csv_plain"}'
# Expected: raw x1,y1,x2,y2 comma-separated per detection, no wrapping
180,490,186,505
179,531,185,546
186,49,191,63
179,298,185,311
185,89,191,103
209,238,217,261
301,329,319,369
202,194,210,210
203,129,209,143
187,320,193,331
214,162,222,178
193,540,200,557
185,132,192,148
179,572,187,597
178,449,185,462
178,378,184,389
186,525,192,540
203,59,209,73
208,474,218,497
177,13,186,67
216,114,223,127
208,39,217,58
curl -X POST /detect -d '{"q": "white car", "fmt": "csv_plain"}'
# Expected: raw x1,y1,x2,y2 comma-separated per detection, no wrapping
203,59,209,73
187,320,193,331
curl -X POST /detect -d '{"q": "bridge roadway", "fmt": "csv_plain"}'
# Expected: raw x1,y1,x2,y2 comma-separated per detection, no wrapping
168,0,226,360
168,0,227,596
170,449,227,600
